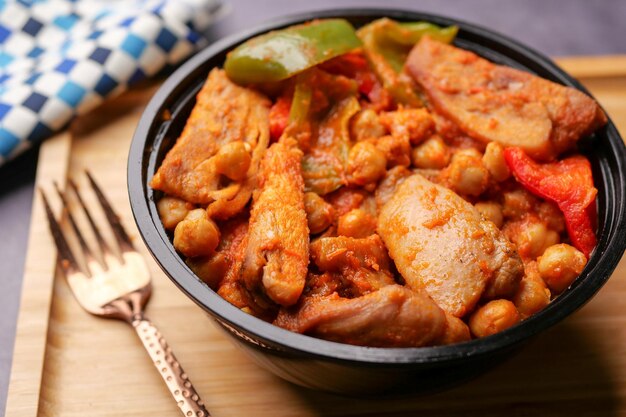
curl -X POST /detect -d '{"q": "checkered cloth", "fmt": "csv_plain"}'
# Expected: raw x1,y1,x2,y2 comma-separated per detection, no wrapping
0,0,222,165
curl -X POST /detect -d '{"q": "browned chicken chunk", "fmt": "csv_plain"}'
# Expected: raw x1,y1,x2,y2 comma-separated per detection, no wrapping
406,37,607,160
151,69,270,205
378,174,523,317
241,140,309,307
274,285,448,347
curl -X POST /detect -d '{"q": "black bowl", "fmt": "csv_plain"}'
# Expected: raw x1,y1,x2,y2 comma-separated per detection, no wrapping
128,9,626,394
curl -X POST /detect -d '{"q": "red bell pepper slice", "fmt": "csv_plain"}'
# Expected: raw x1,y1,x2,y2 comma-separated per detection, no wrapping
504,147,597,258
269,95,292,141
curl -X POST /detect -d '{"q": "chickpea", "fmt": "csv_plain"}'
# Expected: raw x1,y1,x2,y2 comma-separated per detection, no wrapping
513,262,551,319
347,141,387,185
375,135,411,168
186,254,228,289
454,148,482,159
350,109,386,141
214,141,251,181
304,192,334,234
515,220,560,260
544,230,560,250
379,108,435,145
482,142,511,182
502,189,537,220
446,151,489,197
173,209,220,258
538,244,587,294
474,201,504,228
337,208,377,238
438,314,471,345
469,299,520,338
411,136,451,169
157,196,194,230
537,201,566,233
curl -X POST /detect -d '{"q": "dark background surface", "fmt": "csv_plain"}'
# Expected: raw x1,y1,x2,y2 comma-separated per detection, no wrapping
2,0,625,414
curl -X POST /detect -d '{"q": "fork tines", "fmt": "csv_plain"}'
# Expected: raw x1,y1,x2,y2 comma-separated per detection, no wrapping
41,171,135,276
41,188,81,275
85,171,133,252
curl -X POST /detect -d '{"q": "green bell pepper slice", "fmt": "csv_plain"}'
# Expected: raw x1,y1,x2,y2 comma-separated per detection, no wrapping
357,18,458,106
224,19,362,85
301,96,360,195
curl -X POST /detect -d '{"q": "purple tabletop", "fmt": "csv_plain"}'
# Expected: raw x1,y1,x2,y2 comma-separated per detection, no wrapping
2,0,625,414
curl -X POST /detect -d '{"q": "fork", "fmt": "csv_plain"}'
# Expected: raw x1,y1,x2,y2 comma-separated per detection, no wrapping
41,172,210,417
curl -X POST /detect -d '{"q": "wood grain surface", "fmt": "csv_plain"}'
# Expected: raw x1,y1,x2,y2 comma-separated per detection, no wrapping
6,55,626,417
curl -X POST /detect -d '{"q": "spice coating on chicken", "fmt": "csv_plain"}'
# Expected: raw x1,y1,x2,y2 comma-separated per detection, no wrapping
378,174,523,317
406,37,606,160
241,140,309,307
274,285,447,347
151,69,270,204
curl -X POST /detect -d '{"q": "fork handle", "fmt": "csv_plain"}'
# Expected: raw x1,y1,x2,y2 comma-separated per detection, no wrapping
132,316,210,417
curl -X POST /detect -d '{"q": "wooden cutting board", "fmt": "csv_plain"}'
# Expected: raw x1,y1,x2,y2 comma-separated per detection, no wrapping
6,55,626,417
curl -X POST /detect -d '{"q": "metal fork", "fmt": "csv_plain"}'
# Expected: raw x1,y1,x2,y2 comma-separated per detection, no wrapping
41,172,210,417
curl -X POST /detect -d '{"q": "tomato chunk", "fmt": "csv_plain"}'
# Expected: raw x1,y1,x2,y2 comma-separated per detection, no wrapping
269,95,292,141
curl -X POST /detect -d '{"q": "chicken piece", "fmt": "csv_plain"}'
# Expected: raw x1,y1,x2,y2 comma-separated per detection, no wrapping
274,285,447,347
310,235,395,296
378,174,523,317
241,140,309,307
151,69,270,205
406,37,607,160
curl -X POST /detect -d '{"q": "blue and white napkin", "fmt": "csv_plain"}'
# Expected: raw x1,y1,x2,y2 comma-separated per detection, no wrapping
0,0,222,165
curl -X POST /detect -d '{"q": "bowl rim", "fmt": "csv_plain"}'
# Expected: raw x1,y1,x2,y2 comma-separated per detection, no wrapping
128,8,626,366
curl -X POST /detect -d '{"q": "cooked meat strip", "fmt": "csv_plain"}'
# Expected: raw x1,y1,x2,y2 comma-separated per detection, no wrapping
378,174,523,317
241,139,309,307
151,68,270,204
274,285,447,347
406,37,606,160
